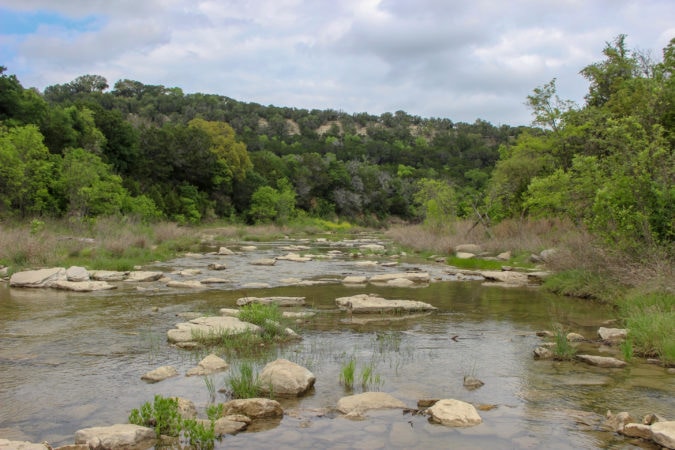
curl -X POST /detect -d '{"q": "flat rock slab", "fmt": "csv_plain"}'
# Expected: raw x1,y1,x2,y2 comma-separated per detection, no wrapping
221,398,283,419
276,253,312,262
167,316,260,345
196,418,247,435
343,276,368,284
186,354,229,376
335,294,437,314
479,270,530,286
53,280,116,292
651,421,675,449
89,270,128,281
9,267,66,288
141,365,178,382
201,277,229,284
0,439,49,450
66,266,90,282
74,424,155,450
258,359,315,397
236,296,306,307
369,272,430,283
125,271,163,282
576,354,627,368
166,280,204,289
249,259,276,266
387,278,415,287
337,392,406,415
427,399,483,427
598,327,628,343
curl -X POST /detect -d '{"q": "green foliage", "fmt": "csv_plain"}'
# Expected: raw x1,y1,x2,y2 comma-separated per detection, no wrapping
413,178,456,230
128,395,182,438
248,178,296,224
237,302,285,340
543,269,622,302
339,358,356,389
552,327,577,361
227,362,262,399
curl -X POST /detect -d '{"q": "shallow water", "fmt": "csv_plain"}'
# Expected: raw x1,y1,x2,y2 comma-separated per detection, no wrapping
0,236,672,449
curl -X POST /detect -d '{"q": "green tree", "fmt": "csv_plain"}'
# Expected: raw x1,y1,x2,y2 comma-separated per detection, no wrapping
413,178,457,230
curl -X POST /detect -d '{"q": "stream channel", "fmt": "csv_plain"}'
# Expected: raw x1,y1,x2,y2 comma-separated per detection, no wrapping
0,233,673,449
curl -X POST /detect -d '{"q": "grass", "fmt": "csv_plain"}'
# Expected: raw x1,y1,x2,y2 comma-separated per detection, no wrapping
543,269,623,302
552,326,577,361
226,362,263,399
237,303,286,340
339,358,356,390
128,395,183,438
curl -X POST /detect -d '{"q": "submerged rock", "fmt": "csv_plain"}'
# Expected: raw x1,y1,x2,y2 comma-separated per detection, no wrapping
463,375,484,390
236,296,306,307
336,392,406,415
258,359,315,397
0,439,49,450
74,424,155,450
221,398,283,419
166,280,204,289
186,354,229,376
9,267,66,288
597,327,628,343
335,294,436,314
141,365,178,383
369,272,430,283
427,399,482,427
576,354,627,368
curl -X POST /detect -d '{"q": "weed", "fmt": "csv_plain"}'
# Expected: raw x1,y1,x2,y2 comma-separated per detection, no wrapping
128,395,182,438
182,418,217,450
359,362,383,390
226,362,262,399
238,303,285,340
339,358,356,390
203,375,217,402
552,327,577,361
620,338,633,362
206,403,223,421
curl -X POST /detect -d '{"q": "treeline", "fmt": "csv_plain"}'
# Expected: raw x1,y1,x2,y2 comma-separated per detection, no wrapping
1,34,672,250
0,66,520,226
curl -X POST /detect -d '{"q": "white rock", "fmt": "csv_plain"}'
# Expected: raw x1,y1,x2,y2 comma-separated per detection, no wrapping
598,327,628,343
566,332,586,342
276,253,312,262
141,365,178,382
576,354,627,368
52,280,116,292
89,270,128,281
66,266,90,282
455,244,482,253
241,282,270,289
221,398,283,419
9,267,66,288
249,259,276,266
74,424,155,450
240,246,257,251
167,316,260,344
336,392,406,414
455,252,475,259
427,399,482,427
0,439,49,450
125,271,163,282
387,278,415,287
218,247,234,255
651,421,675,449
236,296,306,307
479,270,530,286
620,423,652,440
369,272,430,283
342,276,368,284
258,359,316,397
186,354,229,376
497,251,511,260
335,294,436,313
166,280,204,289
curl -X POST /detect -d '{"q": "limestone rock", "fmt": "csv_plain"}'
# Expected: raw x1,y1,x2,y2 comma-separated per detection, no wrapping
218,247,234,255
0,439,49,450
74,424,155,450
387,278,415,287
427,399,483,427
369,272,430,283
240,246,257,251
221,398,283,419
52,280,117,292
566,332,586,342
186,354,229,376
533,347,554,359
236,296,306,307
620,423,652,440
343,276,368,284
207,263,227,270
336,392,406,415
539,248,558,262
651,421,675,449
497,251,511,261
241,282,270,289
479,270,530,286
141,365,178,382
335,294,436,314
258,359,315,397
455,252,475,259
125,271,163,282
176,397,197,419
66,266,90,282
166,280,204,289
576,354,627,368
276,253,312,262
9,267,67,288
597,327,628,343
455,244,482,253
249,259,276,266
196,418,247,435
167,316,260,345
604,411,635,432
463,375,484,390
89,270,128,281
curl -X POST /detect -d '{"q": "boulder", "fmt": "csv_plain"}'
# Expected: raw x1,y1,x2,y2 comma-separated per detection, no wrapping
196,418,247,435
479,270,530,286
335,294,437,314
387,278,415,287
66,266,90,282
370,272,430,283
167,316,260,345
463,376,484,390
236,296,306,307
249,259,276,266
604,411,635,432
9,267,66,288
186,354,229,376
497,251,511,261
221,398,283,419
0,439,49,450
539,248,558,262
141,365,178,382
176,397,197,419
651,421,675,449
166,280,204,289
89,270,128,281
566,332,586,342
125,271,163,282
620,423,652,440
597,327,628,343
218,247,234,255
455,252,475,259
576,354,627,368
258,359,315,397
336,392,406,415
533,347,554,360
427,399,483,427
207,263,227,270
343,276,368,284
455,244,482,253
52,280,117,292
276,253,312,262
74,424,155,450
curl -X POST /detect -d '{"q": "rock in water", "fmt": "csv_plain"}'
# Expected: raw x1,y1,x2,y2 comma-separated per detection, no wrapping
427,399,482,427
258,359,315,397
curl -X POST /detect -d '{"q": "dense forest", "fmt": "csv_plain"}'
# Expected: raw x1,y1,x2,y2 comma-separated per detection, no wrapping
1,35,672,251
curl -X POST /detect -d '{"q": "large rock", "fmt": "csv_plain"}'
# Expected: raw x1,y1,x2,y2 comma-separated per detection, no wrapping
186,354,229,376
0,440,48,450
125,271,163,282
258,359,315,397
221,398,283,419
335,294,436,314
74,424,155,450
651,421,675,449
66,266,90,282
336,392,406,415
369,272,430,283
9,268,66,288
343,276,368,284
598,327,628,343
141,365,178,382
427,399,483,427
454,244,482,253
195,418,247,435
236,296,306,307
167,316,260,345
89,270,128,281
166,280,204,289
276,253,312,262
52,280,116,292
604,411,635,432
218,247,234,255
249,259,276,266
620,423,652,440
576,354,627,368
479,270,530,286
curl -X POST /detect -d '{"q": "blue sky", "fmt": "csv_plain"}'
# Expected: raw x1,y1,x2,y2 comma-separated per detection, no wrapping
1,0,673,125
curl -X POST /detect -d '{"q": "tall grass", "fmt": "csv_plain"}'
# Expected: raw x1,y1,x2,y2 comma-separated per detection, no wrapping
226,362,262,399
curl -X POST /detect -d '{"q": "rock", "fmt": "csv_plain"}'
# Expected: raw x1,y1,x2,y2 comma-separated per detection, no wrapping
576,354,627,368
52,280,117,292
355,260,378,267
342,276,368,284
74,424,155,450
426,399,483,427
455,252,475,259
643,413,667,425
167,316,260,345
497,251,511,261
455,244,482,253
208,263,227,270
141,365,178,382
620,423,652,440
281,311,315,319
604,411,635,432
9,267,67,288
598,327,628,343
276,253,312,262
359,244,385,252
479,270,530,286
0,439,49,450
527,272,551,283
258,359,315,397
200,277,229,284
221,398,283,419
186,354,229,376
197,418,247,435
533,347,554,359
387,278,415,287
125,271,163,282
249,259,276,266
241,282,270,289
176,397,197,419
536,330,554,337
89,270,128,281
566,332,586,342
369,272,430,283
463,376,484,390
166,280,204,289
336,392,406,415
218,247,234,255
417,399,440,408
335,294,436,314
66,266,90,282
539,248,558,262
651,421,675,449
236,296,306,307
240,246,257,251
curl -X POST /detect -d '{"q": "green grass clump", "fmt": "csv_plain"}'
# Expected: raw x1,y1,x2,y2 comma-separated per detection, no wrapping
543,269,622,302
129,395,183,438
552,327,577,361
238,303,285,340
339,358,356,389
226,362,263,399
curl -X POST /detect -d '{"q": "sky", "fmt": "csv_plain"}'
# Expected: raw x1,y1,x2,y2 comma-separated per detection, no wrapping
1,0,673,126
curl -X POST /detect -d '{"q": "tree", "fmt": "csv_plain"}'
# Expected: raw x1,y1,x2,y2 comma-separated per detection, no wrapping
413,178,457,231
